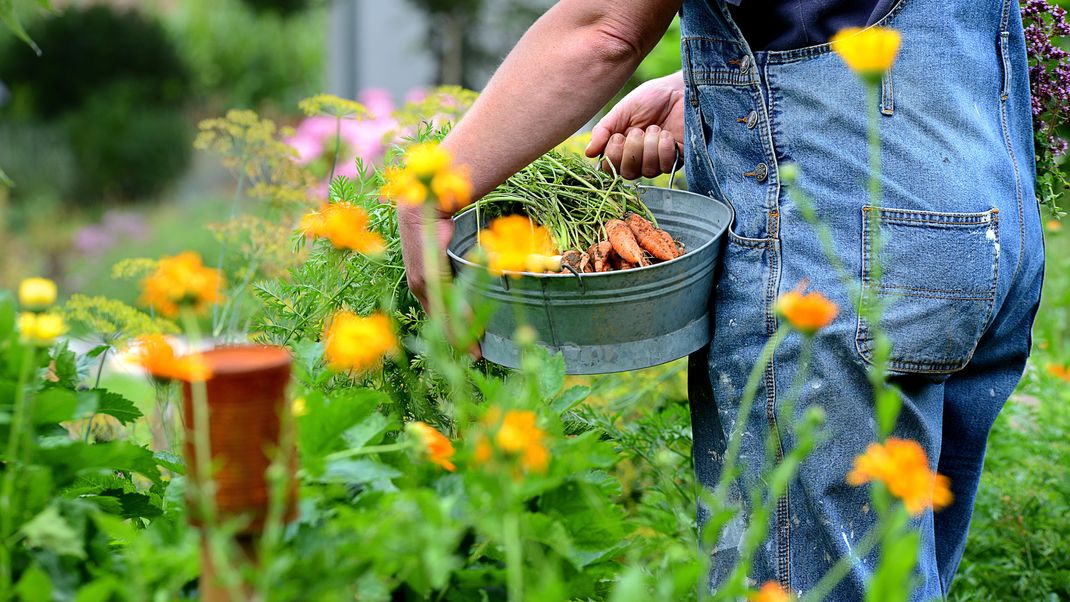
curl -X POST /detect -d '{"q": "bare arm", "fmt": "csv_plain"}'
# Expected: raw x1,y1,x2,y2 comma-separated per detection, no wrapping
441,0,683,202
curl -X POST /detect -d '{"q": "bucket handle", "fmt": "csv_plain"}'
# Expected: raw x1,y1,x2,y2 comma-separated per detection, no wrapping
669,145,682,189
562,263,586,295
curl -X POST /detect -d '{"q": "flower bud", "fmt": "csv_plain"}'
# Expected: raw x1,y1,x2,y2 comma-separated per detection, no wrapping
18,311,66,346
18,277,57,311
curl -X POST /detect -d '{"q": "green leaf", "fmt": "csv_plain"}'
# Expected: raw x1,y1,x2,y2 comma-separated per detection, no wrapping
15,563,52,602
298,388,386,462
75,577,120,602
20,505,85,559
82,388,142,425
51,343,79,388
0,0,41,55
37,440,161,485
153,450,185,475
33,387,84,424
97,488,162,520
85,345,110,359
535,350,566,400
0,165,12,188
551,385,590,414
316,458,401,489
0,291,14,339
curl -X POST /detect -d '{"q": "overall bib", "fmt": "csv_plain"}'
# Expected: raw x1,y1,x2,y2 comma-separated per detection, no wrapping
681,0,1044,598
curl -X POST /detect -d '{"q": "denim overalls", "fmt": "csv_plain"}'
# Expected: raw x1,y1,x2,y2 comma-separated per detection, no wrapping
681,0,1044,598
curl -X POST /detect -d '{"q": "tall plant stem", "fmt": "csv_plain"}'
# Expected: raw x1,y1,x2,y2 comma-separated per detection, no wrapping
0,346,35,593
328,116,342,184
503,511,524,602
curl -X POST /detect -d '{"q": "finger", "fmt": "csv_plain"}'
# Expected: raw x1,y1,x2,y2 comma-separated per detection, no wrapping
641,126,663,178
619,128,645,180
602,132,626,174
586,124,612,158
658,130,678,175
586,105,631,157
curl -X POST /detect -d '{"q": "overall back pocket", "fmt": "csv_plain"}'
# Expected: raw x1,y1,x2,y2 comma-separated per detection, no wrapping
856,206,1000,375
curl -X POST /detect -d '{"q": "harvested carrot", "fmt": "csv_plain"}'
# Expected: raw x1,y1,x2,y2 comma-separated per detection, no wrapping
625,213,676,261
605,219,648,266
674,239,686,258
587,241,614,273
561,250,585,272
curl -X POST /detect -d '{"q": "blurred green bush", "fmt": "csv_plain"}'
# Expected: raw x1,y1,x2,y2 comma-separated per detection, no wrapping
0,4,191,202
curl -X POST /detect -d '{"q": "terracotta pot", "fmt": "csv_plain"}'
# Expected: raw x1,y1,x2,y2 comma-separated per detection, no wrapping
181,345,297,533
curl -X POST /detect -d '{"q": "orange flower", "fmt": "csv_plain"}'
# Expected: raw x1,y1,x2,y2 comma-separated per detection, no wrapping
405,142,452,178
1046,364,1070,382
431,166,473,213
140,252,224,318
830,27,902,81
494,410,550,473
406,421,457,471
847,438,952,515
749,581,791,602
776,286,839,334
476,215,558,277
131,334,211,382
300,203,385,254
380,166,427,206
323,311,397,372
1046,219,1063,233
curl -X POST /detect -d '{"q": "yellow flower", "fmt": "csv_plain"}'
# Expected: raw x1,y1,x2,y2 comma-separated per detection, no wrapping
405,142,452,179
323,311,398,372
847,438,953,515
301,203,385,254
380,166,428,206
18,312,66,346
139,252,224,318
406,421,457,471
1046,219,1063,233
291,397,309,417
476,215,558,277
494,410,550,473
776,286,839,334
431,166,473,213
19,277,57,311
830,27,902,81
749,581,791,602
130,334,211,382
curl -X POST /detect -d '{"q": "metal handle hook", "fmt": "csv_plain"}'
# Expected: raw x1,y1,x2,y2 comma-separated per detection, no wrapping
669,144,682,189
562,264,587,295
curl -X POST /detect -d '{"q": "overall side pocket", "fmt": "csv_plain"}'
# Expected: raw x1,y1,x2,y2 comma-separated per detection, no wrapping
856,206,1000,375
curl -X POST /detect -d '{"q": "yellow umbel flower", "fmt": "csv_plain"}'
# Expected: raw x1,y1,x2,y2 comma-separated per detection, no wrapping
130,334,211,382
140,252,224,318
848,438,953,515
476,215,558,277
19,277,57,311
18,312,66,346
831,27,902,81
323,311,398,373
405,142,452,179
775,286,839,334
406,422,457,472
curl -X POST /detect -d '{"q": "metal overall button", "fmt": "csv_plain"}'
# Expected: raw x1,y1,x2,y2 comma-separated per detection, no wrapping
737,110,759,129
739,54,752,75
744,162,769,182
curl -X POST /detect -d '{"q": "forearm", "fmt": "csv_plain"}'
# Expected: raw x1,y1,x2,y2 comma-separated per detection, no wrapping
441,0,680,205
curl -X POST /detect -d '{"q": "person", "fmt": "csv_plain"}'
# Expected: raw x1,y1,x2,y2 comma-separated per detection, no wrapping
397,0,1044,599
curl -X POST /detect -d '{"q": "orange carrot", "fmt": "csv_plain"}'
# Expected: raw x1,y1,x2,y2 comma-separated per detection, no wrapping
587,241,614,272
605,219,648,266
625,213,676,261
561,250,585,272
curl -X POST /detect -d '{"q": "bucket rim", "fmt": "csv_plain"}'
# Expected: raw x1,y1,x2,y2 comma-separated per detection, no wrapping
446,185,732,278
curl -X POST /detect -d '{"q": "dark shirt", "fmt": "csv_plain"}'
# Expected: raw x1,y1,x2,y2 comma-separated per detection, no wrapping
727,0,899,51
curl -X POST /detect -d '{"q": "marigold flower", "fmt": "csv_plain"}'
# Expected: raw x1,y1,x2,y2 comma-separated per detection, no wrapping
405,142,452,178
380,166,428,205
130,334,211,382
301,203,385,254
776,286,839,334
495,410,550,473
477,215,558,277
749,581,791,602
18,312,66,346
847,437,953,515
19,277,57,311
1046,219,1063,233
139,252,224,318
831,27,902,81
431,166,473,213
406,421,457,471
1046,364,1070,382
323,311,398,372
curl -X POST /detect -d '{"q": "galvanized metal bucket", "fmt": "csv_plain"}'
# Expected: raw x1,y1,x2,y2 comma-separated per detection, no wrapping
447,186,732,374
